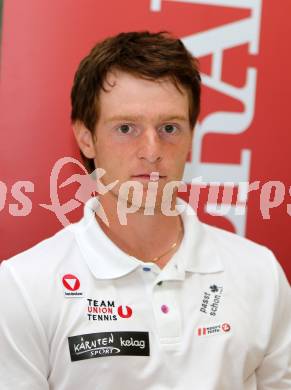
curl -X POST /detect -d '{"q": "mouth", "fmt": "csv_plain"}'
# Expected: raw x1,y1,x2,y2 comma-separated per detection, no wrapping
131,172,166,182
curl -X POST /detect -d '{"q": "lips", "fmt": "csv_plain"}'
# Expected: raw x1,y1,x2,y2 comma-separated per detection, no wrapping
132,172,166,181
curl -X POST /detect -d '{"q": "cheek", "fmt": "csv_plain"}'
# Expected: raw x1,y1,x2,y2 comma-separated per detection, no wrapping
94,148,128,180
94,141,122,163
169,144,190,164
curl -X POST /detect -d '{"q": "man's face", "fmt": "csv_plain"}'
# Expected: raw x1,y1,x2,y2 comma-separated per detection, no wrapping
82,69,193,211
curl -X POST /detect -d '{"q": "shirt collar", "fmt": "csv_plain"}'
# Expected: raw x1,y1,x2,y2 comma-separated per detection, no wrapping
74,196,140,280
171,198,224,275
73,196,224,280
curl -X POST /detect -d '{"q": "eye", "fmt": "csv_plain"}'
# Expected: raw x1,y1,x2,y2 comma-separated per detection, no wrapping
161,124,179,134
117,124,133,134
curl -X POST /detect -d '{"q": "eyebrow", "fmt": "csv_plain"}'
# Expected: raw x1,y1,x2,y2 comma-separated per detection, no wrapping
104,114,189,124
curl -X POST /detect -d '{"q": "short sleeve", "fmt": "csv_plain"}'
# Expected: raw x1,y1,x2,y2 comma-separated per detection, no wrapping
256,252,291,389
0,260,50,390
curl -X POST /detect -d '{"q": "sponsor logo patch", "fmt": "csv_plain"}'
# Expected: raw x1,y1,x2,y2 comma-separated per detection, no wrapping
62,274,83,298
199,284,223,316
197,323,231,337
87,299,133,321
68,331,150,361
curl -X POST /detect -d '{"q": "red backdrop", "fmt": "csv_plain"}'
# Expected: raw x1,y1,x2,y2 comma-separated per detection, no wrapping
0,0,290,282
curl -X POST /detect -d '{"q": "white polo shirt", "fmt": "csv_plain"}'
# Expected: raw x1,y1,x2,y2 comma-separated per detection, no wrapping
0,197,290,390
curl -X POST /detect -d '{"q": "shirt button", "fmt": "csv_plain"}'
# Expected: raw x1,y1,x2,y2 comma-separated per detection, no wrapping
142,267,151,272
157,281,163,286
161,304,169,314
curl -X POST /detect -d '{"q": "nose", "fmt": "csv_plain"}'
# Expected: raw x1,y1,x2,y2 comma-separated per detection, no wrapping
136,127,162,163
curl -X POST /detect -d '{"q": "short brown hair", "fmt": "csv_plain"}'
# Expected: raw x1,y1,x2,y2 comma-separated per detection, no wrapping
71,31,201,173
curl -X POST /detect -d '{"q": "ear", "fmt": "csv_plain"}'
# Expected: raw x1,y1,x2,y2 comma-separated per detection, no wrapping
72,121,96,159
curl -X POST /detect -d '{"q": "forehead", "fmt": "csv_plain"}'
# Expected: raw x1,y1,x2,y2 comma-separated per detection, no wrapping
98,69,189,120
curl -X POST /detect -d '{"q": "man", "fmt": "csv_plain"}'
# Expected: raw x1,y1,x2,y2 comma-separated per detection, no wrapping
0,31,290,389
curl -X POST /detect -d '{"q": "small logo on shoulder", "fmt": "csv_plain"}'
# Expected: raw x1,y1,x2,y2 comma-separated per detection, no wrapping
62,274,83,298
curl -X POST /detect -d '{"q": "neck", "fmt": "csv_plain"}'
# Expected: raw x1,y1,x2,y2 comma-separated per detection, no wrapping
95,191,183,268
